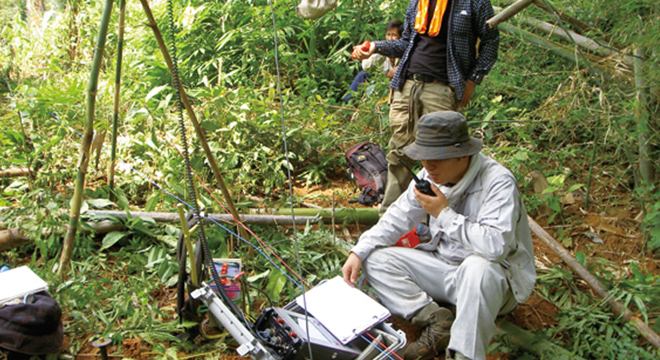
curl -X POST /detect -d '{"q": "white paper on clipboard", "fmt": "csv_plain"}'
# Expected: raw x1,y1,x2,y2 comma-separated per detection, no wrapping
295,276,390,344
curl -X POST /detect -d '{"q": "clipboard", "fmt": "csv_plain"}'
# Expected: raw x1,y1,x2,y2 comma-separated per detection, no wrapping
0,266,48,305
295,276,390,344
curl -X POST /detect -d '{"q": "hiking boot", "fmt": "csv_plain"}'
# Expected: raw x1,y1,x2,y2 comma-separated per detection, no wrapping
401,302,454,360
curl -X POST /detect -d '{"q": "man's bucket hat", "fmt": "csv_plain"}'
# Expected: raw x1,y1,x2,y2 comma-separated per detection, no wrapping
0,292,63,355
403,111,483,161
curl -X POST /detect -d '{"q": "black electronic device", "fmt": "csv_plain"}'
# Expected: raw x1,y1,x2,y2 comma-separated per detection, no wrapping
254,308,362,360
398,159,436,196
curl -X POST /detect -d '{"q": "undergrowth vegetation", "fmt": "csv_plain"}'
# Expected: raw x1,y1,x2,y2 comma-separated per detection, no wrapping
1,0,659,359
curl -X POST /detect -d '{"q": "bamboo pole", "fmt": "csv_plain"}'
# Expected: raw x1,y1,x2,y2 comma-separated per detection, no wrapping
138,0,248,244
634,47,654,184
491,2,633,68
487,0,535,28
0,168,33,178
255,207,379,224
532,0,601,37
527,216,660,350
58,0,115,277
498,22,609,77
519,16,628,64
81,209,316,226
108,0,127,192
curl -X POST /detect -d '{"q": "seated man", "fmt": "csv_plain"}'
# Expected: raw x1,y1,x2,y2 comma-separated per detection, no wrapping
341,111,536,360
342,19,402,102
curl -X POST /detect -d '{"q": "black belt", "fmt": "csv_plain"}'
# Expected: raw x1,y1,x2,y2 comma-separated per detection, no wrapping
406,73,440,83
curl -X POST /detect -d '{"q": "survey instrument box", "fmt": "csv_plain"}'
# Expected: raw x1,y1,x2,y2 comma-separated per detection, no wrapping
0,266,48,305
295,276,390,344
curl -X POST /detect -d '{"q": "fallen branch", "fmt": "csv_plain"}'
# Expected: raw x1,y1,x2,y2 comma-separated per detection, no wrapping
528,216,660,350
0,228,30,252
0,168,33,178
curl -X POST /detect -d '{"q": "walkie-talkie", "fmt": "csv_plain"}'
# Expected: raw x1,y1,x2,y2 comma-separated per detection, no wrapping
398,159,436,196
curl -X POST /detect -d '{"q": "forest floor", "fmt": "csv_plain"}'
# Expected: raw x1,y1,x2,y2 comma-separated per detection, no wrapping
55,162,658,360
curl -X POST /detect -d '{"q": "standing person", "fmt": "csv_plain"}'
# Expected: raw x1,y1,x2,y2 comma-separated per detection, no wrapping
341,111,535,360
343,19,403,102
352,0,499,215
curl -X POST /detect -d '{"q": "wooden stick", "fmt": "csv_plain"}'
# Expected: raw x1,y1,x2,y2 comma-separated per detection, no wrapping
0,228,30,252
528,216,660,349
0,168,33,178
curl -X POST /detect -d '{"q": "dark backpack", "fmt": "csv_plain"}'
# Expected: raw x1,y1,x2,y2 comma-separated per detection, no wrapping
345,142,388,206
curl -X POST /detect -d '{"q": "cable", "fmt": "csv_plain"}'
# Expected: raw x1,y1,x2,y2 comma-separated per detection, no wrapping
173,147,313,289
266,0,314,358
360,332,403,360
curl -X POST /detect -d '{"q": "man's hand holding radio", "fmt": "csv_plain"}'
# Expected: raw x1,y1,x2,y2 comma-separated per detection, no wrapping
414,183,448,218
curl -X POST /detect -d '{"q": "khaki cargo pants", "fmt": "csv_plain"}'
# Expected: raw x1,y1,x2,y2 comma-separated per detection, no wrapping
380,79,458,215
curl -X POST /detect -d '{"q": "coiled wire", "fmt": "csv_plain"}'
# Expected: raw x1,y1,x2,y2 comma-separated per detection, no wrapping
165,0,248,326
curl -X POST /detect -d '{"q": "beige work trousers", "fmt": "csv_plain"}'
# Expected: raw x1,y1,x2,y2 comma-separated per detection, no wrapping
363,247,518,360
380,79,458,215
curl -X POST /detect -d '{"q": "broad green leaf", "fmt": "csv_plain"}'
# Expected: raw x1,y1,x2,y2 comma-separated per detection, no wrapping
247,270,270,283
101,231,127,250
87,198,115,209
145,85,168,103
566,184,584,193
547,175,566,187
265,270,287,300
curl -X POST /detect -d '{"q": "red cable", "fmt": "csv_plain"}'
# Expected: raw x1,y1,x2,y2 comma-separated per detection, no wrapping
364,331,405,360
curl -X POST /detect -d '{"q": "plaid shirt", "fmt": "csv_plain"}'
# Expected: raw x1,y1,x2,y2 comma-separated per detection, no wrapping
374,0,499,100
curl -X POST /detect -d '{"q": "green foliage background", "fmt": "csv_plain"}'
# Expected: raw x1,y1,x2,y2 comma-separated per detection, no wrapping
1,0,659,358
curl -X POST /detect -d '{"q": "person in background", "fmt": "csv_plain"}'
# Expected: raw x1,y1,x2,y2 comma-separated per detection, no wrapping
351,0,499,215
342,19,403,102
341,111,535,360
